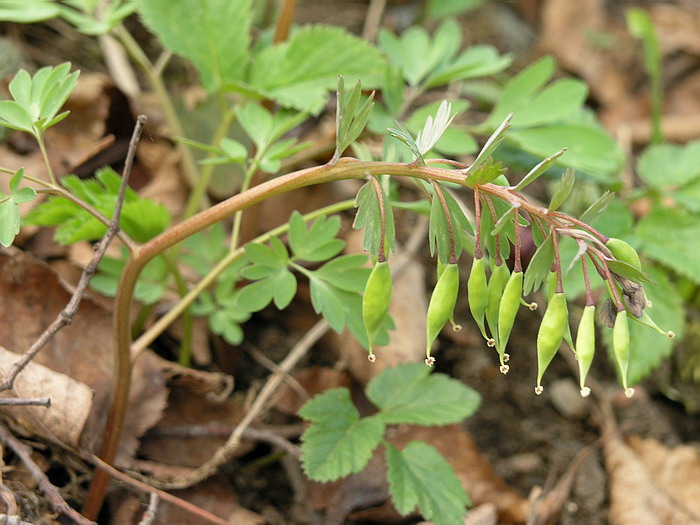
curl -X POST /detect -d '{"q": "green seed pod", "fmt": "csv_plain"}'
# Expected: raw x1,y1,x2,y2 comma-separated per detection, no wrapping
547,271,575,353
613,309,633,397
535,292,569,394
575,305,596,397
362,261,392,361
425,263,460,365
467,257,491,343
631,309,675,338
606,237,642,270
486,263,510,349
496,270,523,370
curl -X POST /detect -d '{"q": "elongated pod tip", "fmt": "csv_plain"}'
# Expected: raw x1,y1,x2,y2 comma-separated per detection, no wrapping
535,385,544,395
668,331,676,339
625,387,636,398
425,356,436,367
367,353,376,363
580,387,591,398
486,338,496,348
500,365,509,375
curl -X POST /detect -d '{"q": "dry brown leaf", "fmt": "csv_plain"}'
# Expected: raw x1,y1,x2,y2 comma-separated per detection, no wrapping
0,248,167,462
0,345,92,447
604,430,700,524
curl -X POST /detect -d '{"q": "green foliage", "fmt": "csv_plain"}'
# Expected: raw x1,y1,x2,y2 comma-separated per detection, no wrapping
353,179,396,256
425,0,484,19
247,26,385,114
334,77,375,161
0,169,36,247
25,168,171,244
0,63,79,139
386,442,470,525
139,0,251,92
300,363,479,523
91,250,169,304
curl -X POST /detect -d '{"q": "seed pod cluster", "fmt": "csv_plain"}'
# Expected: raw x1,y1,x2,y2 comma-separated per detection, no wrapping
362,260,392,362
425,263,460,365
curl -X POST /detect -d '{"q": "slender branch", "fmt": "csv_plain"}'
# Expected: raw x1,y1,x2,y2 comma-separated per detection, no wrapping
551,227,564,294
474,186,483,259
581,255,594,306
137,494,158,525
0,116,146,393
0,398,51,407
83,454,230,525
35,134,57,186
549,211,609,243
0,423,95,525
484,194,502,265
273,0,297,43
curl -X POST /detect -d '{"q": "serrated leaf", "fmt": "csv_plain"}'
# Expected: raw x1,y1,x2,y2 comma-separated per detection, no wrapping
524,233,554,295
367,363,480,425
636,206,700,284
248,26,385,114
548,168,575,211
299,388,385,482
353,180,396,256
139,0,251,92
386,441,470,525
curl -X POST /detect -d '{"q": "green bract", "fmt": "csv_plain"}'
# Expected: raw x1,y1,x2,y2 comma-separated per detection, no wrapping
425,263,460,365
362,261,393,361
536,292,569,393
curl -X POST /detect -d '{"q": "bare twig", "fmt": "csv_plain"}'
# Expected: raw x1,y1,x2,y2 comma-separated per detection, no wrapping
152,319,330,490
0,398,51,407
84,454,230,525
136,493,159,525
0,115,147,393
0,422,95,525
362,0,387,42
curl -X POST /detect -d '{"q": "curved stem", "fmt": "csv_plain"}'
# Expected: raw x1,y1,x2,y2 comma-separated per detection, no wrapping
35,133,56,185
369,176,387,261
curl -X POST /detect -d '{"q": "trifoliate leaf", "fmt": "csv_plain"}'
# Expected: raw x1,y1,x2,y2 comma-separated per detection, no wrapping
386,441,470,525
248,26,385,114
367,363,480,425
299,388,385,481
139,0,251,92
288,211,345,262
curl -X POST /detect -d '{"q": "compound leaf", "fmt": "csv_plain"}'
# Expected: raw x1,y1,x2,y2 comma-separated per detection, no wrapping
299,388,385,482
139,0,251,92
367,363,480,425
386,441,470,525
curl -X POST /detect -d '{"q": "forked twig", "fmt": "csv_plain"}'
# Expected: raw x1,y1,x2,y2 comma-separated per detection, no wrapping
0,115,147,393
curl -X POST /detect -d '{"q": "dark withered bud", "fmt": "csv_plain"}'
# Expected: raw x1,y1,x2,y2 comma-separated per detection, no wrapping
617,277,646,318
599,298,617,328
